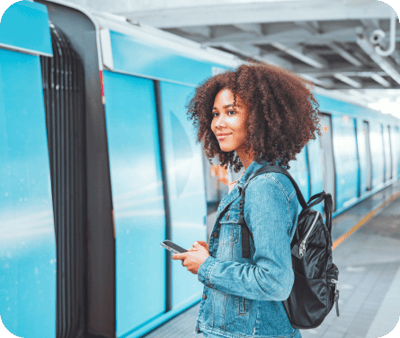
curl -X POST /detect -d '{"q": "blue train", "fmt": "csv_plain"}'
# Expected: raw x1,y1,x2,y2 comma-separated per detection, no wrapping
0,1,399,338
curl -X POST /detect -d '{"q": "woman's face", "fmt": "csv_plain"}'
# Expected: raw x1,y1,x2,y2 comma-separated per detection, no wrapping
211,88,251,154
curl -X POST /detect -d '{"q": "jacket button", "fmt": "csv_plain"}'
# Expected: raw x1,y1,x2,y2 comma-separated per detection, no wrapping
212,232,219,238
202,294,207,300
226,211,230,220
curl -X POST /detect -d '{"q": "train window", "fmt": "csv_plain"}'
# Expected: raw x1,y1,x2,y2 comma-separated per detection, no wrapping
386,126,393,180
363,121,372,191
331,115,358,210
381,124,387,183
288,146,310,203
319,113,337,211
307,134,324,215
397,127,400,179
370,123,385,188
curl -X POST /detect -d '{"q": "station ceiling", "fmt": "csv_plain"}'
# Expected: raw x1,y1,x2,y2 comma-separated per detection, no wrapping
64,0,400,116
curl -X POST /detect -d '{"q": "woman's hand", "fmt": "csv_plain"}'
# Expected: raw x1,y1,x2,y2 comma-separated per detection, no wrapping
194,240,209,252
172,241,210,274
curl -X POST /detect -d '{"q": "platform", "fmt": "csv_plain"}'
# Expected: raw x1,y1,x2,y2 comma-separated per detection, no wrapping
143,181,400,338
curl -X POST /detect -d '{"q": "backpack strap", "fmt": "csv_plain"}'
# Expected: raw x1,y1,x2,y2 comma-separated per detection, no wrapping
237,164,308,258
324,193,333,233
307,191,333,234
246,164,308,209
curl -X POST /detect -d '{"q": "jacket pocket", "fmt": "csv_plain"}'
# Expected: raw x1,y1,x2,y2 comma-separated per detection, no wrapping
219,209,240,245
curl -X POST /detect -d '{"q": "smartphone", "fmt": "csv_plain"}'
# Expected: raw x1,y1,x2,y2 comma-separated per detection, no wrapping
160,240,188,254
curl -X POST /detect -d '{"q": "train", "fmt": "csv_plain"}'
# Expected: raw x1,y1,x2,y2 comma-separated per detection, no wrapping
0,1,399,338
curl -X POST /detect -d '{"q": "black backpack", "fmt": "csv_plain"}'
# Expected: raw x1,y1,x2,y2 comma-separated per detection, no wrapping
237,164,340,329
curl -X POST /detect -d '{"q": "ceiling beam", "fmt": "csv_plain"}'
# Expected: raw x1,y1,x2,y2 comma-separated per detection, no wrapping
390,50,400,65
218,43,294,70
329,43,363,67
333,74,362,88
260,54,295,70
293,64,386,75
120,0,393,28
299,74,334,88
360,19,381,30
270,42,327,68
356,35,400,85
370,74,391,87
232,23,263,35
333,84,399,90
294,21,322,35
202,27,362,46
178,26,212,38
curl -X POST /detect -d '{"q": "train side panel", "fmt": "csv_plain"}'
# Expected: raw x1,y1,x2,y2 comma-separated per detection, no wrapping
109,30,225,86
0,2,55,337
0,49,56,337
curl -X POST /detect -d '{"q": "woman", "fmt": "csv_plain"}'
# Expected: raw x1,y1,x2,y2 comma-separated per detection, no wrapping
172,62,321,338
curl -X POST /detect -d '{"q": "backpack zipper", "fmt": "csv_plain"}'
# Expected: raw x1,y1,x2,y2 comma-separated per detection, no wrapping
298,211,320,258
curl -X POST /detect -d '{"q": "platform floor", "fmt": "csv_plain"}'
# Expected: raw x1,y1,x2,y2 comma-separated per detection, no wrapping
143,181,400,338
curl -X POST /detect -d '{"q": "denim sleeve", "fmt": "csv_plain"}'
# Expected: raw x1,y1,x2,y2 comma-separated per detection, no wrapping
197,175,295,301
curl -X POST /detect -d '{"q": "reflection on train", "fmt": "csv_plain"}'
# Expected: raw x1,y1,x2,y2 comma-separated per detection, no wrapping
0,1,399,338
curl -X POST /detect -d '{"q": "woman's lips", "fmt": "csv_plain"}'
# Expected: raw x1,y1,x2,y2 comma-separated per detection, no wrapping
217,134,231,140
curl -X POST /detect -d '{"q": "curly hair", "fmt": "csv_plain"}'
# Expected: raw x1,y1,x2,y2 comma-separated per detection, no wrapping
186,62,322,173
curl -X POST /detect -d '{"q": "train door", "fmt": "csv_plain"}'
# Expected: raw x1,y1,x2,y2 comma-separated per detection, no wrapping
102,72,167,337
319,114,336,211
288,146,310,203
370,122,385,188
158,81,207,310
202,152,219,240
363,121,372,191
307,133,324,214
385,126,393,180
381,124,387,183
203,152,235,241
357,119,367,195
397,127,400,179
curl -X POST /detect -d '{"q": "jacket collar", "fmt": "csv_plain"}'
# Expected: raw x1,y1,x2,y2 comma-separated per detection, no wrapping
236,159,271,191
214,159,272,224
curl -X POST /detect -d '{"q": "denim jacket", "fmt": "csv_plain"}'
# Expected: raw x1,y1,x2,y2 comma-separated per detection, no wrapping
195,159,301,338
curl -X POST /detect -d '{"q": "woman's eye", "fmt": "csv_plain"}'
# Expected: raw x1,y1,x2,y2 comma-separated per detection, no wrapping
212,110,235,117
